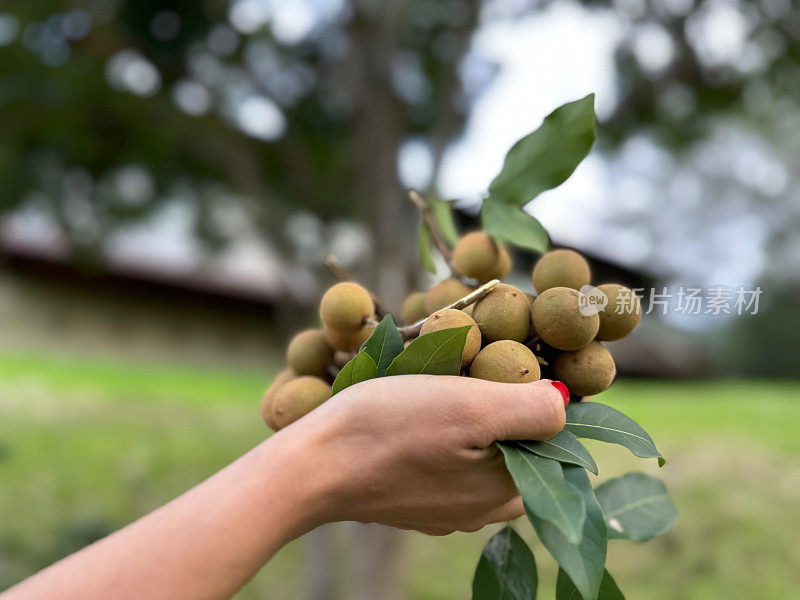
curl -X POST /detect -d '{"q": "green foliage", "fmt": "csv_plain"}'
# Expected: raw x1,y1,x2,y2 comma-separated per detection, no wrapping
595,473,677,542
498,445,586,545
360,315,404,377
516,431,598,476
331,351,377,396
385,326,470,376
429,196,460,247
410,95,673,597
419,222,438,274
532,466,608,600
488,95,596,206
481,200,550,255
420,95,597,261
565,402,665,467
557,569,624,600
472,526,538,600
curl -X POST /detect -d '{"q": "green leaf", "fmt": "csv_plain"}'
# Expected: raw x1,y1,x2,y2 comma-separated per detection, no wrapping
498,444,586,545
488,94,596,206
385,326,470,376
360,314,404,377
481,200,550,255
429,195,460,246
419,222,437,274
595,473,677,542
331,351,377,396
516,430,598,475
565,402,665,467
472,526,538,600
557,569,624,600
532,466,607,600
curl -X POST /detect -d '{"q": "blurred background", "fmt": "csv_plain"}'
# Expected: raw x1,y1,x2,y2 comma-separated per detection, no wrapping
1,0,798,598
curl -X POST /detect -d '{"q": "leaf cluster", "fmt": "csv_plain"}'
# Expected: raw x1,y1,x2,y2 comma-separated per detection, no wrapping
331,314,471,395
410,95,675,599
472,403,675,600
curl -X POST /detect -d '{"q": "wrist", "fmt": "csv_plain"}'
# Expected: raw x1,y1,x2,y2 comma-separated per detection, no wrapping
252,419,347,538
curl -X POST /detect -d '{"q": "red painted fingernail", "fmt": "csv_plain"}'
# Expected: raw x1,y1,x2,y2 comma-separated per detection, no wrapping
551,381,570,406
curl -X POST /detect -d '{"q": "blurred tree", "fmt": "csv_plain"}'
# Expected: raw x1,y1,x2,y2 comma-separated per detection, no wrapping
0,0,486,306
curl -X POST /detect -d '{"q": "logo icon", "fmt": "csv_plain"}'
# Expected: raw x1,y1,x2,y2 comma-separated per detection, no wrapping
578,285,608,316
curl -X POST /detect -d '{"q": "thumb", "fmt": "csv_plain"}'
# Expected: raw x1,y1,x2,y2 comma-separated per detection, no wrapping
465,379,566,446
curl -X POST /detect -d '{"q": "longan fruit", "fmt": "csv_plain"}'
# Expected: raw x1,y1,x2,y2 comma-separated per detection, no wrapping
323,323,375,352
425,278,474,313
596,284,642,341
490,245,513,280
333,351,351,369
552,341,616,396
469,340,541,383
471,283,531,343
532,249,591,293
401,291,428,324
320,282,374,332
260,368,295,430
452,232,501,281
286,329,334,377
420,308,481,366
532,287,599,351
271,376,332,429
524,292,537,336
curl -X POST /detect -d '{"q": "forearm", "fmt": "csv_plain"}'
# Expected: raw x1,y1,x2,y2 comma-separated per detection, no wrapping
2,432,332,600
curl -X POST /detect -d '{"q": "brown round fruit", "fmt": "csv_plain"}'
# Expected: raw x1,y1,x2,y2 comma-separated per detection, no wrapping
271,376,332,429
333,351,351,369
471,283,531,343
490,244,513,280
596,284,642,341
420,308,481,366
531,287,599,350
286,329,334,377
452,232,501,281
532,249,591,293
524,292,537,336
320,282,374,332
425,278,474,313
260,368,295,430
323,323,375,352
552,341,616,396
469,340,541,383
401,291,428,324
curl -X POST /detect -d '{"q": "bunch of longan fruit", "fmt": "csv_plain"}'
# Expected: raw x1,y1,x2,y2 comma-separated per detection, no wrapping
261,232,641,431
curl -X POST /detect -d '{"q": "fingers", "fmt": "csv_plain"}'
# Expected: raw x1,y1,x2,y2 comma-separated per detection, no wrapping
462,378,566,444
483,496,525,524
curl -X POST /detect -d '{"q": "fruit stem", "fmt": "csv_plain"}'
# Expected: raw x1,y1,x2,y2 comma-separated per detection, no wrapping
408,190,454,264
323,253,389,319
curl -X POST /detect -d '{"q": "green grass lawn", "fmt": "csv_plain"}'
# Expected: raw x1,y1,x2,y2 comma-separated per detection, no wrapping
1,351,799,599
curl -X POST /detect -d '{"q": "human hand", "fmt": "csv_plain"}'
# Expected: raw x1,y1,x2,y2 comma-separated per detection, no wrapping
274,375,566,536
0,376,565,600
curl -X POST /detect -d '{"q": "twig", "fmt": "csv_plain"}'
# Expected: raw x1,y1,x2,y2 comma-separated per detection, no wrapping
397,279,500,340
324,253,389,319
408,189,453,264
323,253,352,282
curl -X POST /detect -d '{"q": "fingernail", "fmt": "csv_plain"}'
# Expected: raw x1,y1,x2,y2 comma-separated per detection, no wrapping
551,381,570,406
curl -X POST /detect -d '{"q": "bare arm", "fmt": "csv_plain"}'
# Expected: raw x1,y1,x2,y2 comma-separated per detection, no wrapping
2,376,566,600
